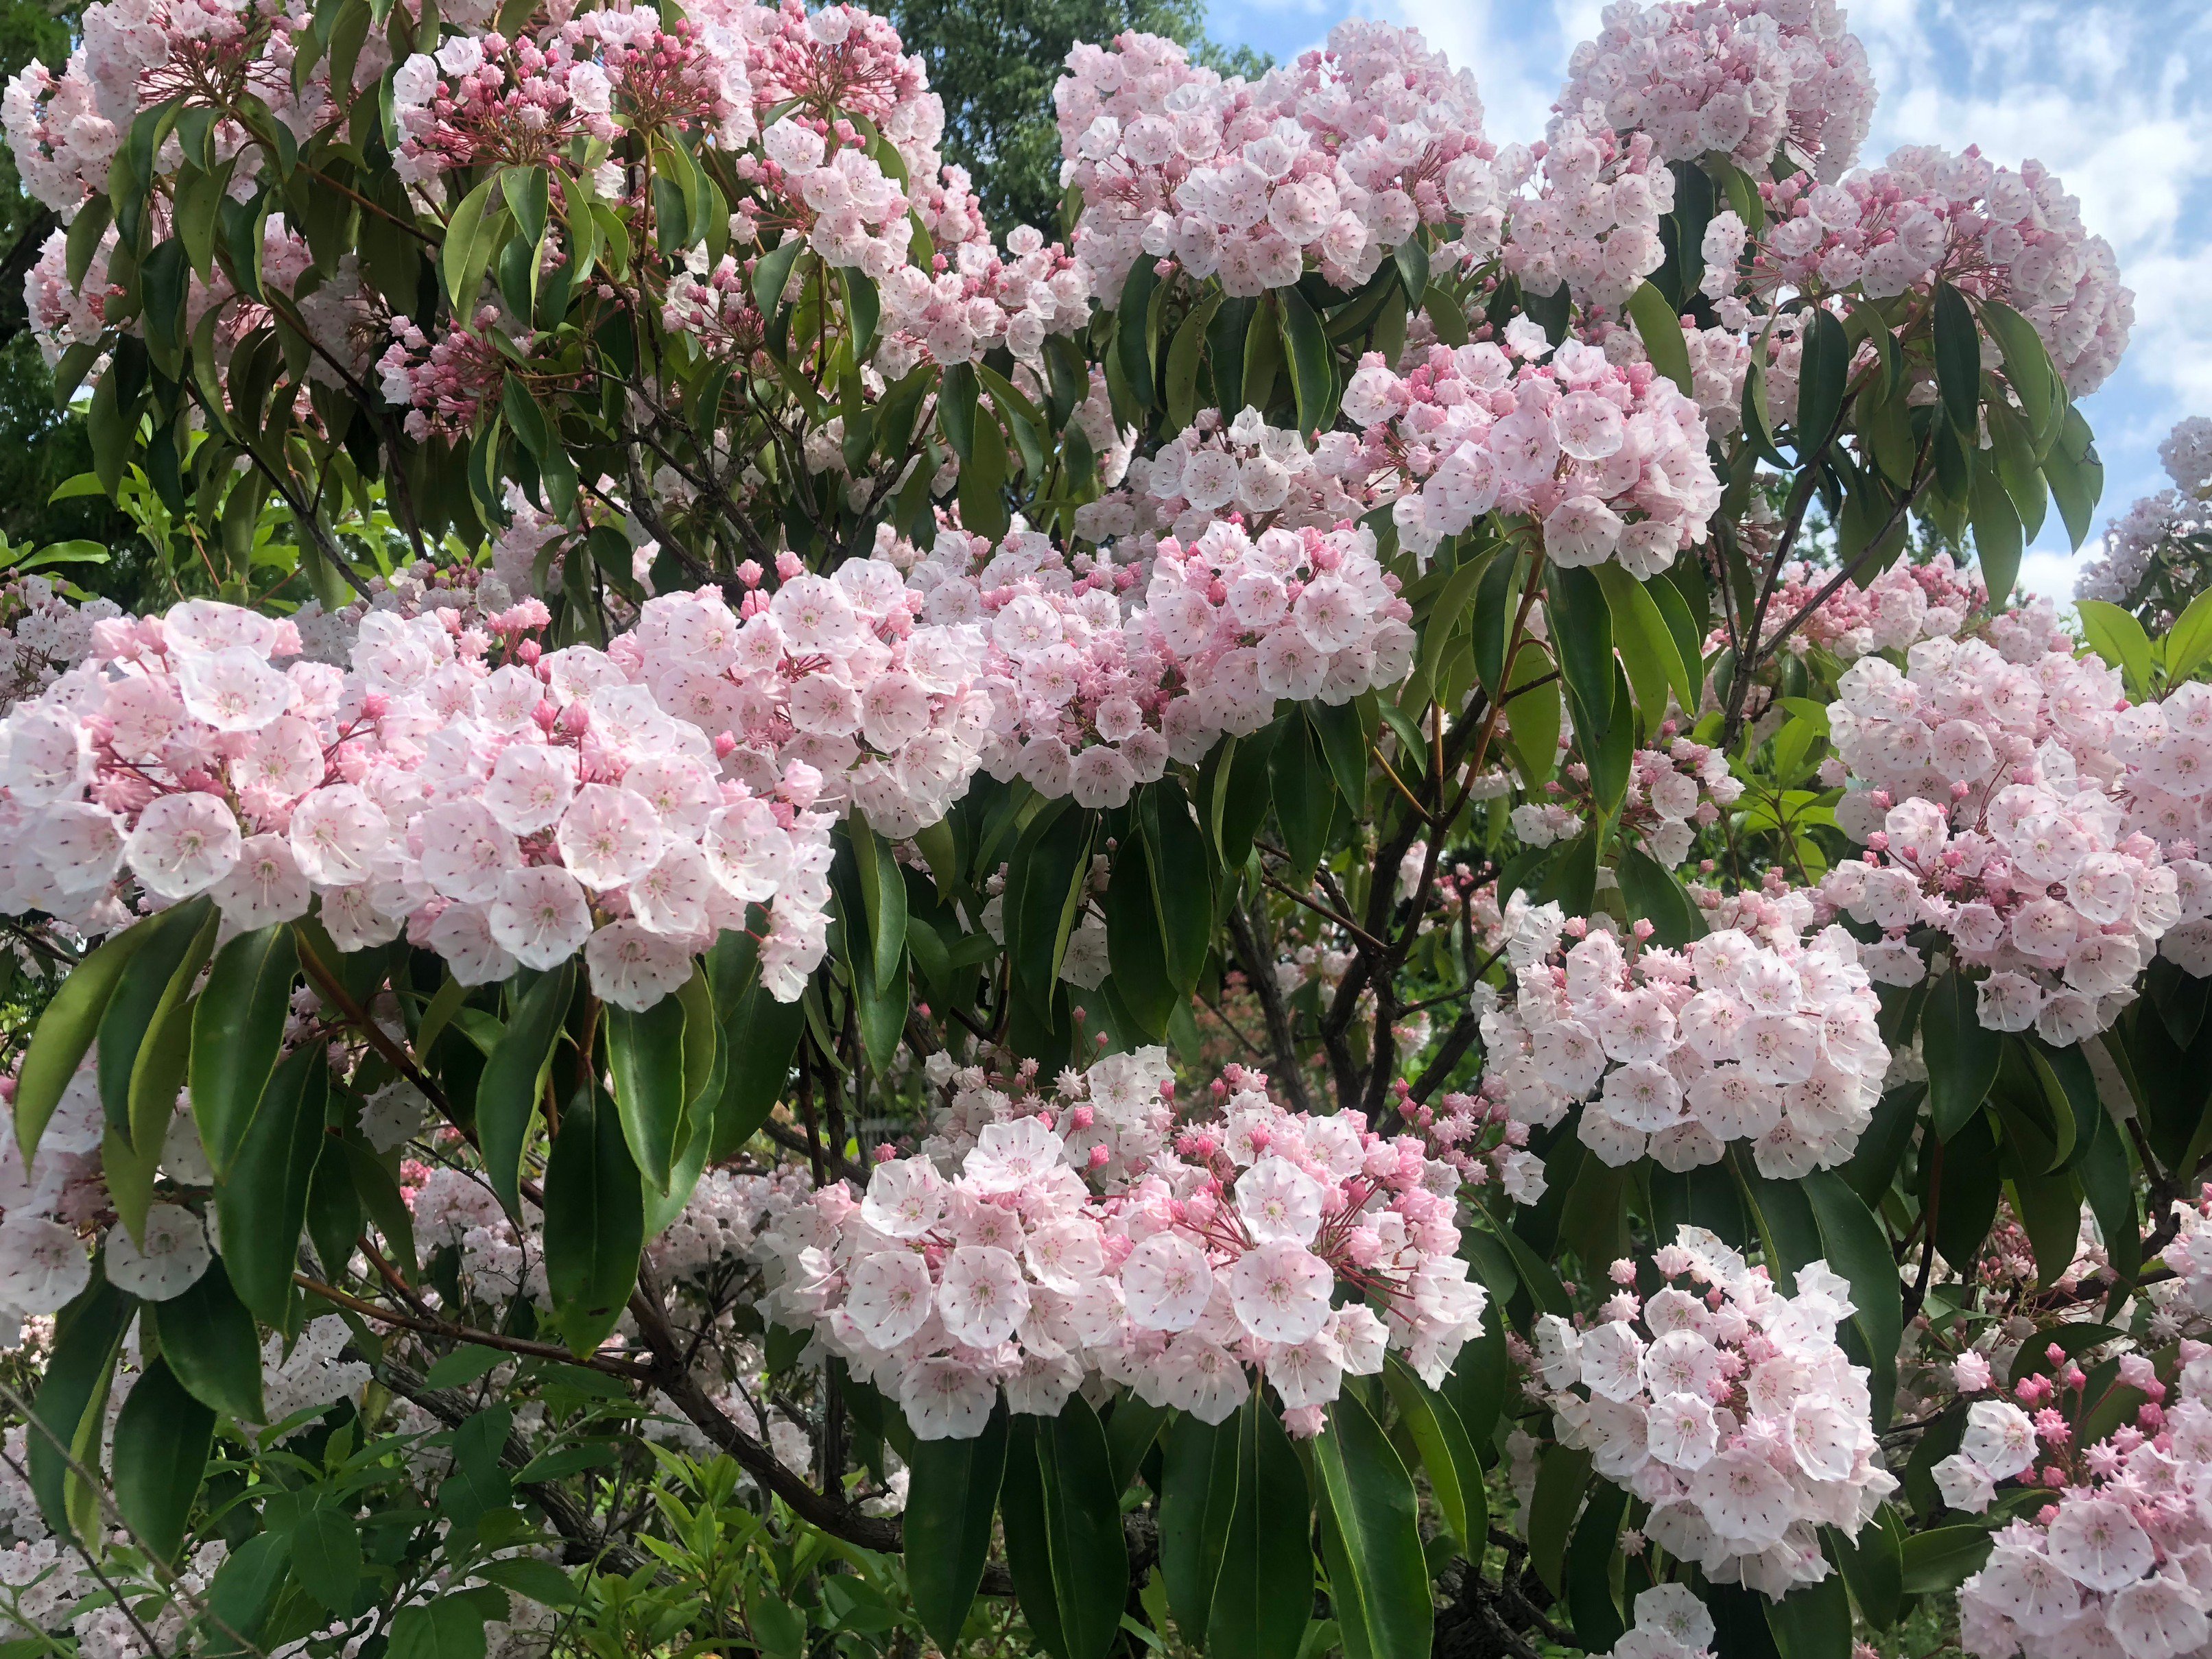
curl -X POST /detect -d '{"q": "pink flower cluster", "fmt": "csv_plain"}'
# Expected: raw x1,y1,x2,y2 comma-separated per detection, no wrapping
0,590,872,1009
1744,553,1983,663
1820,638,2190,1040
1477,894,1890,1177
1533,1228,1895,1597
1108,407,1379,547
1556,0,1875,183
1955,1348,2212,1659
1346,337,1722,573
1618,736,1745,867
1709,143,2134,396
759,1053,1489,1440
899,511,1412,807
1053,20,1500,301
2076,417,2212,613
1499,115,1672,313
875,226,1093,371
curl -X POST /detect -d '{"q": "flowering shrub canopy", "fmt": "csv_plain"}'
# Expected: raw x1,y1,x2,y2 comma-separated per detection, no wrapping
2,1,2211,1658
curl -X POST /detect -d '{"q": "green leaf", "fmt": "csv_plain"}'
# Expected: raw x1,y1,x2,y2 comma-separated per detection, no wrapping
1980,300,2060,444
1206,1400,1311,1659
1794,308,1850,455
849,813,909,995
1970,457,2024,606
1001,1400,1130,1659
1626,281,1693,396
189,923,300,1176
1765,1570,1851,1659
1278,287,1333,435
476,962,575,1218
606,990,689,1193
215,1044,327,1328
440,174,499,310
1105,1394,1172,1494
752,234,805,315
905,1402,1009,1654
1804,1171,1903,1427
95,897,215,1141
1619,848,1706,948
2077,599,2156,697
2167,586,2212,683
1564,1472,1627,1651
1381,1357,1482,1551
285,1505,364,1615
206,1531,289,1650
1159,1410,1241,1647
1924,969,2001,1140
1006,798,1094,1020
1269,715,1335,880
1932,283,1982,440
1142,778,1213,995
1899,1526,1994,1595
1312,1389,1431,1659
1524,1444,1590,1598
1594,564,1691,730
541,1087,643,1356
841,266,880,360
152,1256,263,1423
1106,832,1178,1040
711,977,804,1160
1305,701,1370,817
112,1353,213,1567
16,914,158,1163
1825,1512,1905,1630
388,1596,488,1659
1543,562,1615,733
475,1557,579,1608
2038,406,2100,551
1117,258,1161,411
28,1277,134,1537
1166,291,1224,432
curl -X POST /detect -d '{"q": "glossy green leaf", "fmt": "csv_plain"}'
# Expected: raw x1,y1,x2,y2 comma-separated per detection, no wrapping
1594,564,1691,729
1105,1394,1172,1494
1825,1512,1905,1630
28,1277,134,1536
2169,587,2212,684
606,990,689,1193
475,962,574,1218
905,1403,1010,1654
1543,562,1614,730
1207,1400,1311,1659
1765,1569,1851,1659
1970,457,2023,605
1805,1171,1903,1427
95,896,214,1139
388,1595,488,1659
152,1256,263,1423
189,922,300,1175
1001,1400,1130,1659
2042,406,2102,549
1269,714,1335,881
1279,287,1333,435
112,1354,213,1566
1794,308,1851,455
2078,599,2157,696
1525,1443,1591,1598
16,914,158,1164
1899,1526,1994,1595
1312,1389,1431,1659
711,978,804,1160
1626,281,1693,396
1160,1409,1241,1647
1932,283,1982,440
1564,1472,1627,1651
1381,1357,1481,1551
541,1087,644,1356
1924,969,2002,1140
215,1044,327,1328
1143,778,1213,995
849,813,909,995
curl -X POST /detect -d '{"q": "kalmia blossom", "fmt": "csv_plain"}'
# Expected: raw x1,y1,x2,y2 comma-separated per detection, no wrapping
1535,1228,1896,1597
1556,0,1875,183
1108,406,1381,548
1351,336,1722,573
1955,1345,2212,1659
2076,416,2212,619
1820,636,2187,1040
1054,21,1500,300
1478,890,1890,1175
1739,553,1984,663
1501,115,1673,313
0,591,846,1007
759,1053,1488,1439
1710,144,2133,396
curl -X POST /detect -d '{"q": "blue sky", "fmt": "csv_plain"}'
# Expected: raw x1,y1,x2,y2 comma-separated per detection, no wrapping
1201,0,2212,600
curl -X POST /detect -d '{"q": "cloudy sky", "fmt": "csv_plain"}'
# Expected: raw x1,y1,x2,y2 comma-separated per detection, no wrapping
1200,0,2212,599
